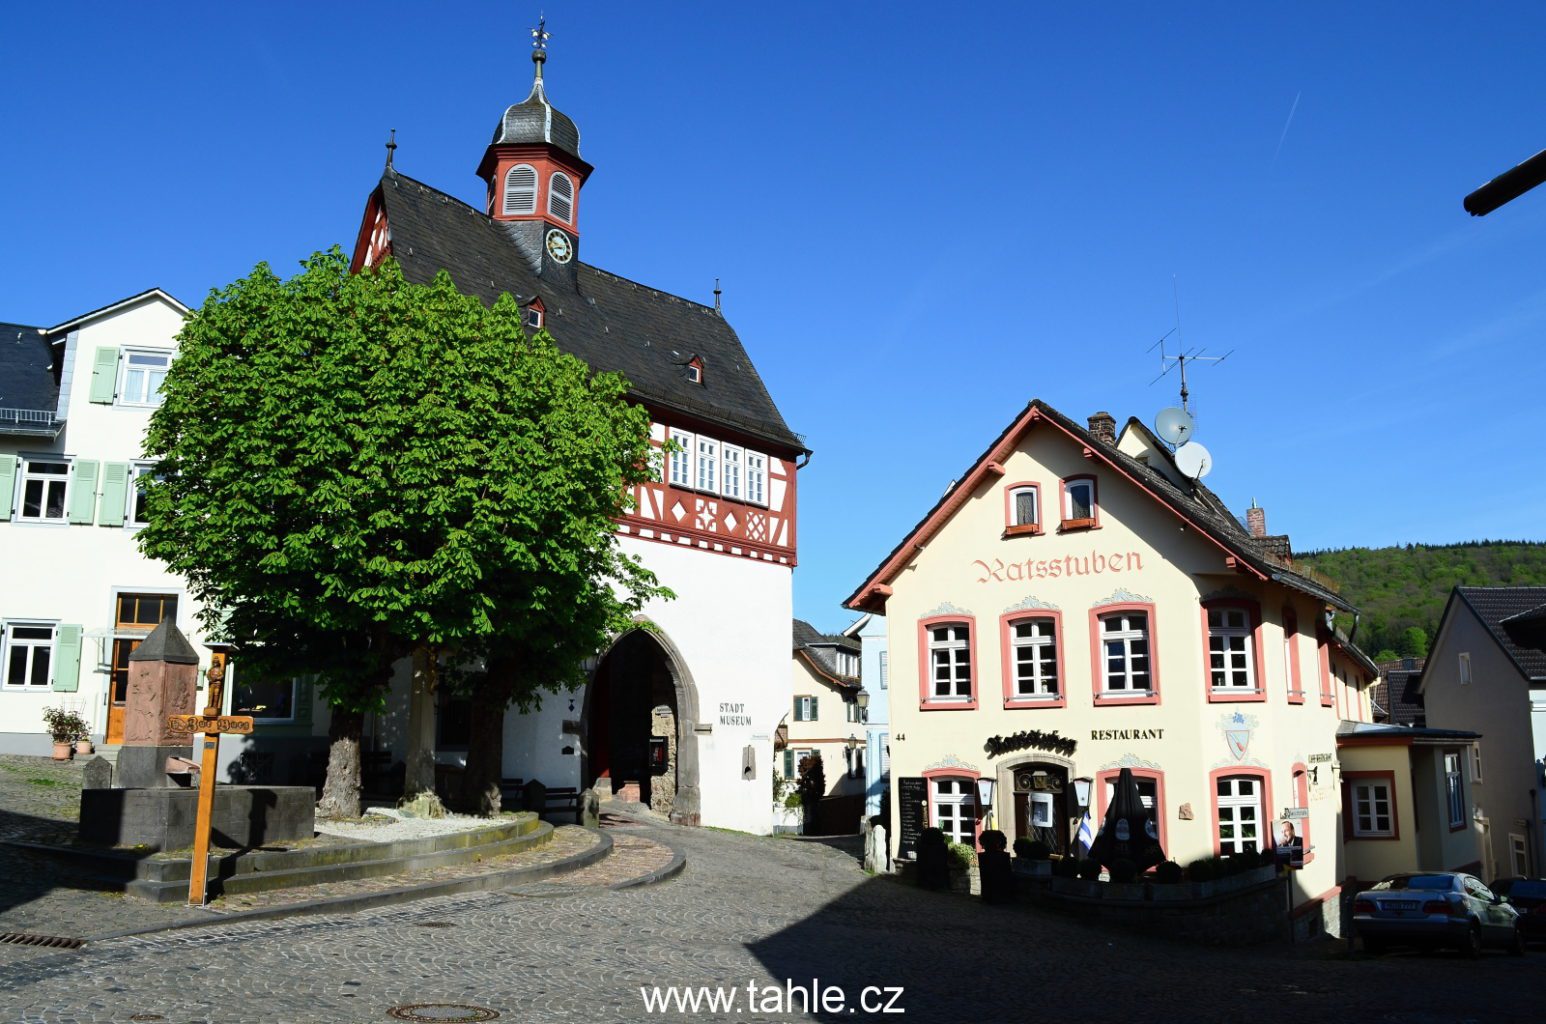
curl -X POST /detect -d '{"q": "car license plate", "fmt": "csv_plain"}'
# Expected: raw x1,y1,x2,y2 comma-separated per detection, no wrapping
1388,901,1419,911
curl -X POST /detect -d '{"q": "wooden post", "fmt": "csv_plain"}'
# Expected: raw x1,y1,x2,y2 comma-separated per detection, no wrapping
169,658,253,907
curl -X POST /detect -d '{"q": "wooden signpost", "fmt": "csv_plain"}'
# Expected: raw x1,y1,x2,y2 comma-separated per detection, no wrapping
166,657,253,906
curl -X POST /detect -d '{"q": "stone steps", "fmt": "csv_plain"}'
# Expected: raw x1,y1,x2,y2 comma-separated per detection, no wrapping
10,813,555,903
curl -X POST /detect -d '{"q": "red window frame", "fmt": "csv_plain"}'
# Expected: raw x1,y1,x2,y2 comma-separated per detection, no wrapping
1058,475,1099,531
1089,602,1161,706
923,767,983,850
916,615,979,711
1200,598,1266,704
1341,769,1400,842
1316,633,1334,707
999,610,1066,709
1282,606,1304,704
1290,761,1315,864
1208,766,1275,856
1003,481,1042,536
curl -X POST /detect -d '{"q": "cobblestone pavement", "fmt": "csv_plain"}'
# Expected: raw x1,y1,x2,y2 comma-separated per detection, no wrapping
1,815,1542,1024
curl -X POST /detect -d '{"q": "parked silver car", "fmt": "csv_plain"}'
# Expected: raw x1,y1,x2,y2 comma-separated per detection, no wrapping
1353,872,1524,957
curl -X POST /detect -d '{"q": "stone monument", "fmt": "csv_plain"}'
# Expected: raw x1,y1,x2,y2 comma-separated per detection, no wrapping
115,615,199,790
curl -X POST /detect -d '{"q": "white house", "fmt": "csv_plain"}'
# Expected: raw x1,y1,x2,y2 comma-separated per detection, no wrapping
0,289,226,756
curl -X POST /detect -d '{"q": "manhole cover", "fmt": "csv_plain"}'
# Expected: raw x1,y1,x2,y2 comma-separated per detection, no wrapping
128,1016,165,1022
387,1004,499,1022
414,921,455,928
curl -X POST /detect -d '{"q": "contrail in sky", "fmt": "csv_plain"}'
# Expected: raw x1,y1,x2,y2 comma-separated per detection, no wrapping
1272,91,1301,166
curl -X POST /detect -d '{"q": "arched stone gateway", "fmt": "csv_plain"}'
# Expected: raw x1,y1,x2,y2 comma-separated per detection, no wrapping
582,623,701,825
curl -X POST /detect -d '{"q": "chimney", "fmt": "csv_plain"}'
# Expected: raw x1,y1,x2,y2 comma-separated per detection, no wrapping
1088,411,1116,446
1246,499,1266,538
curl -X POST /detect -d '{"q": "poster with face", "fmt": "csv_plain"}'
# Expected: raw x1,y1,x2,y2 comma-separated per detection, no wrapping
1275,819,1305,869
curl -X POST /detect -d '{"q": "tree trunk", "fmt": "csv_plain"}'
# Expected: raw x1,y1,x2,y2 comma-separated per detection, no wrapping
458,659,514,817
318,705,365,819
402,646,439,800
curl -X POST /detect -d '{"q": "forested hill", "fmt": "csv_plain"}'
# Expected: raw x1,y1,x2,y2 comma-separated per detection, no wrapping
1296,541,1546,660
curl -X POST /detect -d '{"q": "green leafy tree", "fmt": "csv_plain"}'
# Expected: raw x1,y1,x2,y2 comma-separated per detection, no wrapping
139,249,667,817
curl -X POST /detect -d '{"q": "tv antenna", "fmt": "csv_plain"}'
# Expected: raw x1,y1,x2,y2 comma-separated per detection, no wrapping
1148,278,1231,413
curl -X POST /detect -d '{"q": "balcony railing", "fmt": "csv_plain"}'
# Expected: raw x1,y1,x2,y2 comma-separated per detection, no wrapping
0,408,62,436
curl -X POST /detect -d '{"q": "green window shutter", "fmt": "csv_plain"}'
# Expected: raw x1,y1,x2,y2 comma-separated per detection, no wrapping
0,454,15,518
52,624,83,692
793,697,801,721
89,346,120,404
98,462,129,527
68,460,99,524
784,749,794,776
295,678,313,724
811,696,818,721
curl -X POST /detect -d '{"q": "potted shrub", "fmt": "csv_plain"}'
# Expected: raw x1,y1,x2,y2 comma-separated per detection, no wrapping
946,840,980,894
73,720,93,756
41,707,87,761
1012,836,1053,875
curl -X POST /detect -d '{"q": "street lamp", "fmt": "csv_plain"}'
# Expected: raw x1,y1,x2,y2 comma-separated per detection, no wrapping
1072,776,1093,810
846,733,859,778
856,689,870,715
976,777,997,828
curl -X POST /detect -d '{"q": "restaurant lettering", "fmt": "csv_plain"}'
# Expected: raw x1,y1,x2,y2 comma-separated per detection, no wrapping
1089,728,1164,741
984,729,1078,758
973,550,1144,584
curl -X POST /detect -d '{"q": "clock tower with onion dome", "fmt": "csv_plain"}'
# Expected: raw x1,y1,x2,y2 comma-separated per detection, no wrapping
473,20,592,290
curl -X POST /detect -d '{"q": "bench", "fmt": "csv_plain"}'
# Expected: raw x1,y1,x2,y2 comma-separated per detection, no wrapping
542,787,581,822
361,750,396,798
498,777,525,810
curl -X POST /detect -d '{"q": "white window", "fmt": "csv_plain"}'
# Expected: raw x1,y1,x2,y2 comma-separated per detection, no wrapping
1208,607,1257,691
667,428,693,487
878,651,888,689
1099,611,1151,694
1009,485,1039,528
686,362,702,384
548,171,574,222
794,695,817,722
1445,752,1465,828
721,445,743,499
745,451,767,506
1470,743,1483,783
128,463,156,527
1458,652,1472,686
1009,617,1058,698
18,458,69,522
232,675,299,722
931,777,976,845
1216,775,1264,854
118,350,171,407
503,164,537,215
1350,779,1394,837
2,622,55,688
1063,477,1096,524
695,436,718,493
1512,834,1530,877
524,306,543,330
927,623,973,702
846,700,866,723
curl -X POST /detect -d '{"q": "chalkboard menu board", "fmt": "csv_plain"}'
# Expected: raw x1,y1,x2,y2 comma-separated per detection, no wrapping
897,777,927,860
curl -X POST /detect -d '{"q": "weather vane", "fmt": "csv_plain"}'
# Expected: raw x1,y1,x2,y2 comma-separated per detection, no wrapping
532,16,549,52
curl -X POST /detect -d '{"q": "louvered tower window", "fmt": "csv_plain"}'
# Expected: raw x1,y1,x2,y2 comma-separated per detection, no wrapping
548,171,574,222
503,164,537,215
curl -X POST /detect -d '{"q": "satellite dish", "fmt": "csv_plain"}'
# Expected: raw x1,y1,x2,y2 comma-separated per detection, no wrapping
1154,407,1195,445
1174,442,1213,480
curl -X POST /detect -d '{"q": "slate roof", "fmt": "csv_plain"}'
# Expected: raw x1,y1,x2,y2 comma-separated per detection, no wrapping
493,74,582,161
1372,658,1426,727
1454,587,1546,680
128,616,200,665
0,322,57,413
846,399,1354,613
1337,721,1480,742
792,618,860,687
372,169,803,453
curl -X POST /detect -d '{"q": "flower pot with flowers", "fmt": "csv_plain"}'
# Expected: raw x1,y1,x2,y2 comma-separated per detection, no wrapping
41,707,88,761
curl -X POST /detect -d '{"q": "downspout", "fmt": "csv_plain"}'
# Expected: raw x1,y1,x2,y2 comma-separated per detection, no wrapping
1348,611,1361,646
797,450,812,470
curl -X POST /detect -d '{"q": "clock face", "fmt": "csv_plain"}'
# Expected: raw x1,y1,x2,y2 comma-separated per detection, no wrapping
545,229,572,264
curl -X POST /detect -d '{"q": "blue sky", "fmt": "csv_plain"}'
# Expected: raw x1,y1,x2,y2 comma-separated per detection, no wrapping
3,3,1544,631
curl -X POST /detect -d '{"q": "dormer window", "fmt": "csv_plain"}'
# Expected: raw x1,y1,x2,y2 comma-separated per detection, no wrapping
548,172,574,222
686,357,703,385
503,164,537,215
525,306,543,330
1061,476,1098,530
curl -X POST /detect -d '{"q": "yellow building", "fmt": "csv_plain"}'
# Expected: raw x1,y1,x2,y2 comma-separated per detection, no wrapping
846,400,1377,924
